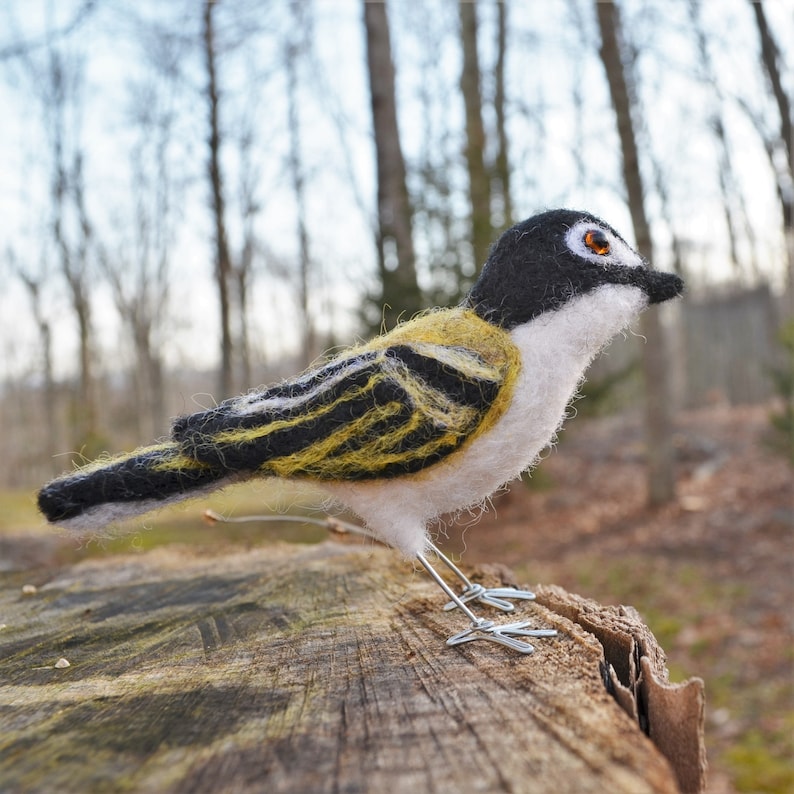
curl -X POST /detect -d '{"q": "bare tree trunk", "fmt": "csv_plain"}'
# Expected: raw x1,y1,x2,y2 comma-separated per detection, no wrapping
70,154,94,406
236,187,255,390
596,0,676,506
749,1,792,175
689,0,758,280
286,0,316,365
566,0,590,190
146,105,171,437
145,347,165,440
459,0,491,270
406,4,469,308
100,237,167,443
132,323,162,440
34,301,58,473
203,0,235,399
100,73,175,442
748,0,793,293
12,15,99,456
363,0,421,330
48,75,97,452
492,0,512,231
12,262,59,474
234,113,260,389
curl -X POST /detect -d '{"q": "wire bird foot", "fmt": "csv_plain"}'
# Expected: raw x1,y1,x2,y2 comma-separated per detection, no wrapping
204,513,558,654
423,542,540,613
447,619,558,654
416,550,557,654
442,582,538,613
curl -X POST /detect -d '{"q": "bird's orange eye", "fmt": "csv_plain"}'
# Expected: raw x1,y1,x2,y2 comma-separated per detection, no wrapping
584,229,610,256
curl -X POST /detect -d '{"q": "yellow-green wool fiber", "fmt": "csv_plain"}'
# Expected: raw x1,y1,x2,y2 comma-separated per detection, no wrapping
179,308,522,482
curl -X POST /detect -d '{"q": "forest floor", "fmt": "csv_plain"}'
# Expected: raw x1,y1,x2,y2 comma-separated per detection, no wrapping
2,403,791,793
441,402,793,794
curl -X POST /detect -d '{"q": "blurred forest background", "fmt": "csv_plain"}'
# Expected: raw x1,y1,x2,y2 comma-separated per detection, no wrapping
0,1,792,792
0,0,790,486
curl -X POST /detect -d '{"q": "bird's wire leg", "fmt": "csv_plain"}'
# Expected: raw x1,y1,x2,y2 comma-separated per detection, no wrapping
204,510,556,653
415,552,555,654
425,540,540,613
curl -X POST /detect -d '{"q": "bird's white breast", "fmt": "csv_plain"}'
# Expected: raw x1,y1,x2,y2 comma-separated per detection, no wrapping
325,284,648,556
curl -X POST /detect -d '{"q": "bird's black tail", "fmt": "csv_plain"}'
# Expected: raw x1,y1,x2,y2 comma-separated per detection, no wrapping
37,442,238,533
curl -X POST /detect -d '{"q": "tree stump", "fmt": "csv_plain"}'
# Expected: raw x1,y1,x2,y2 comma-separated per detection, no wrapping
0,539,705,793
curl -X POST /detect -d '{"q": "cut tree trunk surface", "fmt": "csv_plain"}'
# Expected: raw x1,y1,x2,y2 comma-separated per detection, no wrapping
0,539,705,793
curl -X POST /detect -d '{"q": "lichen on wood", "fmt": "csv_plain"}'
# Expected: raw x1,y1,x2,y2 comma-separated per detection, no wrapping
0,540,704,793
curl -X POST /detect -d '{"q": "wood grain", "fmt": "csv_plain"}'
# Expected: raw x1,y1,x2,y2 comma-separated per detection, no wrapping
0,540,704,793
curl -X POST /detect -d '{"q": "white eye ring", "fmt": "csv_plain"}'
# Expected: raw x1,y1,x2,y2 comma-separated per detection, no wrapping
564,219,644,269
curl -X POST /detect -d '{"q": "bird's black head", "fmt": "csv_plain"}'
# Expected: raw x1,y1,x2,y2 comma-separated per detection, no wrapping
465,209,684,329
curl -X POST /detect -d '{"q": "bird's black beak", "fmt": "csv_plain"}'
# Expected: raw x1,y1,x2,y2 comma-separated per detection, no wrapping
643,269,684,304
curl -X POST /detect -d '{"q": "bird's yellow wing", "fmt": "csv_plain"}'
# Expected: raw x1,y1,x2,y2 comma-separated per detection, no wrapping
173,308,521,481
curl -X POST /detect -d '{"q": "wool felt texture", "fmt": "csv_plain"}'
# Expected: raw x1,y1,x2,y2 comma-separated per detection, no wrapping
466,211,683,329
325,283,654,556
172,308,520,480
36,443,238,530
38,209,684,556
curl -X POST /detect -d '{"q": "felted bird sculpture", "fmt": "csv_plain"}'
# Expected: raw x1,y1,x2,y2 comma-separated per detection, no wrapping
38,209,684,653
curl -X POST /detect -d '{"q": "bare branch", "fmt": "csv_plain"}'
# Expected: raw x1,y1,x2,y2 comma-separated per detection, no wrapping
0,1,96,61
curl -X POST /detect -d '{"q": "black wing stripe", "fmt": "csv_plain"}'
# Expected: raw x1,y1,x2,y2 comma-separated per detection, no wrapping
37,445,227,523
178,363,407,471
385,345,500,410
172,342,505,480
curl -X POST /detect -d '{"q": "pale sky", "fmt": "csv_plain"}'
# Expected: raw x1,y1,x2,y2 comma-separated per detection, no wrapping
1,0,791,382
